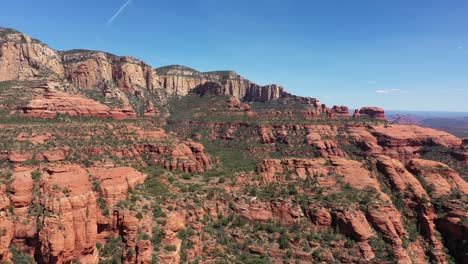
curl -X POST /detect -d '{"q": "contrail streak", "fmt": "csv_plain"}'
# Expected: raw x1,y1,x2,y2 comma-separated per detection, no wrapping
107,0,132,26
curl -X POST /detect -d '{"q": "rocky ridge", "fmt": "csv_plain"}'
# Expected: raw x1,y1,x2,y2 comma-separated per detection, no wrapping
0,27,467,264
0,27,382,120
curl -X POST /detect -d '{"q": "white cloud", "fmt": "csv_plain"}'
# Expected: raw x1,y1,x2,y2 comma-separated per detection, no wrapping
375,89,408,95
107,0,133,27
367,80,377,84
323,95,332,99
439,88,465,93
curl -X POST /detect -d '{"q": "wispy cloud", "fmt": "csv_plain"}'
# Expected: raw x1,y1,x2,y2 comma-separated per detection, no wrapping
367,80,377,84
107,0,132,27
439,88,465,93
375,88,408,95
323,95,332,99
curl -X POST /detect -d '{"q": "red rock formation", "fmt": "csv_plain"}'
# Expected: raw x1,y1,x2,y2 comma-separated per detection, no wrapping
366,204,411,263
62,52,115,89
406,159,468,197
8,152,33,163
419,203,448,263
42,148,68,162
19,88,136,119
87,167,146,207
0,185,14,262
16,132,52,144
0,28,64,81
349,125,462,161
304,125,348,158
158,212,186,264
354,107,386,119
303,206,332,227
435,201,468,263
1,27,466,264
163,141,212,172
331,105,350,117
376,155,429,201
117,213,153,264
39,164,99,264
258,126,275,144
330,157,389,200
231,199,302,226
333,209,375,261
0,164,154,263
257,158,328,183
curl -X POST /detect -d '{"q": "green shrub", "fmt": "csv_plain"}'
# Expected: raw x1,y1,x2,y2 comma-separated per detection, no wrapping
164,245,177,252
31,170,41,181
97,197,109,217
152,227,165,248
136,212,143,220
152,205,166,218
177,228,195,240
10,246,35,264
182,173,192,180
279,233,290,249
99,235,123,263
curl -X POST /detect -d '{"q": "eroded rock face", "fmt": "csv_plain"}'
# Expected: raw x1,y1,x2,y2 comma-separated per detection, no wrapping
303,206,332,227
435,201,468,263
0,184,14,262
231,199,303,226
116,213,153,264
0,27,398,124
62,52,290,104
157,65,287,101
354,107,386,120
39,164,99,264
330,157,389,200
333,209,375,261
331,105,350,117
366,204,411,263
63,52,114,90
349,124,462,161
0,29,64,81
87,167,146,207
19,87,137,119
1,27,467,264
257,158,329,183
0,28,370,123
419,203,449,264
406,159,468,197
376,155,429,201
0,164,153,264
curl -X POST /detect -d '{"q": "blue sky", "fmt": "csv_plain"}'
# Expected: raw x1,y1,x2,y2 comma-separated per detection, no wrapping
1,0,467,111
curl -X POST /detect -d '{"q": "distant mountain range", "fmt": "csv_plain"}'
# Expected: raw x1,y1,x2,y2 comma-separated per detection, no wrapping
387,110,468,137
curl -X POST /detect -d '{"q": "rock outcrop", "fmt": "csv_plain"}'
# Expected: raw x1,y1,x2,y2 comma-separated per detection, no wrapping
331,105,350,117
1,27,389,121
354,107,386,119
1,26,467,264
0,28,64,81
406,159,468,197
20,89,137,119
349,125,462,161
333,209,375,261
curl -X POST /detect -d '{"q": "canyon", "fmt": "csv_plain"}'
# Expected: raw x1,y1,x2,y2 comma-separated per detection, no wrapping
0,27,467,264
